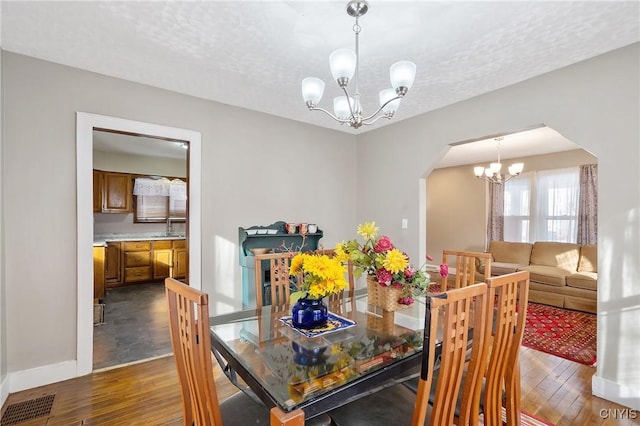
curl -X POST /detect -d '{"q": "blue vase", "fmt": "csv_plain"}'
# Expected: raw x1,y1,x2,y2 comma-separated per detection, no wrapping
292,296,328,329
291,342,327,366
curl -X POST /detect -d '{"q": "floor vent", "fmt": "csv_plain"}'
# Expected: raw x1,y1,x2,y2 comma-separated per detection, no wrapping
1,394,55,425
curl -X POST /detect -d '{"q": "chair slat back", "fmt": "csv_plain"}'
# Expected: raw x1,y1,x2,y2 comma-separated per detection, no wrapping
254,252,299,309
165,277,223,426
480,270,530,426
412,282,490,426
442,250,492,290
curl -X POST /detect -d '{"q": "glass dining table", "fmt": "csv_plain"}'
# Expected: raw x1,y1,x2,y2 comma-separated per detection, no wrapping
209,292,429,426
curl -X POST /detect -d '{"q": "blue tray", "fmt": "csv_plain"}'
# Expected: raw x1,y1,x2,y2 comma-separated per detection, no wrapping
280,312,357,338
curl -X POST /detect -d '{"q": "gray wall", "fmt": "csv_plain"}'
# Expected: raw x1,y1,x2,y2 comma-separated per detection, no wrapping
427,148,598,258
1,51,356,373
356,43,639,408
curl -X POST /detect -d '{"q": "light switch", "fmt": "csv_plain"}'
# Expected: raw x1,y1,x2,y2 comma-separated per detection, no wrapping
401,218,408,229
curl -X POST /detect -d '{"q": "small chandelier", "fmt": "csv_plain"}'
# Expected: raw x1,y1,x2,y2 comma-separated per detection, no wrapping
473,137,524,184
301,0,416,129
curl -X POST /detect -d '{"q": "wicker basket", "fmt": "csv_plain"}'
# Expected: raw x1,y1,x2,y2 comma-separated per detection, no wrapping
366,275,407,312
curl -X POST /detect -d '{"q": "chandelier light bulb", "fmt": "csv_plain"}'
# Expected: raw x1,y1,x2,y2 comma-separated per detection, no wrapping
490,162,502,173
390,61,417,92
334,96,355,119
509,163,524,175
379,88,401,114
329,48,357,84
301,77,325,106
473,166,485,177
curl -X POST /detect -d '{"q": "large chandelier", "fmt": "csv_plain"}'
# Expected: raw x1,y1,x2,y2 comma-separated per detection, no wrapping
301,1,416,129
473,137,524,184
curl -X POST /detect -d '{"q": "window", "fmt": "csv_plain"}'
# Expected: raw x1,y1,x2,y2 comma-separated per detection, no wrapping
504,167,579,243
133,177,187,223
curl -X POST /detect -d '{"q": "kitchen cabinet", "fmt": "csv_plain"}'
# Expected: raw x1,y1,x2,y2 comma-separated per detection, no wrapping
173,239,187,280
103,238,187,286
123,241,152,283
93,170,103,212
95,171,132,213
93,245,106,301
105,242,122,286
152,240,173,280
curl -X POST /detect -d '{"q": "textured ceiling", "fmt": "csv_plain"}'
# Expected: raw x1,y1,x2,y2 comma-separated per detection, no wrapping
2,1,638,166
3,1,639,135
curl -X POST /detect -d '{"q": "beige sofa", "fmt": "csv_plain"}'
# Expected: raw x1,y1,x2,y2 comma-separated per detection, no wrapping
479,241,597,313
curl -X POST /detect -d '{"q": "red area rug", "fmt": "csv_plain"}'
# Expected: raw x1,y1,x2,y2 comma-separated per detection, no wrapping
522,302,597,366
427,284,597,366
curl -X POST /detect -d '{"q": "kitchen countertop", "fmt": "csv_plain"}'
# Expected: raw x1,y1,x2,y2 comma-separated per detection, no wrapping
93,232,186,246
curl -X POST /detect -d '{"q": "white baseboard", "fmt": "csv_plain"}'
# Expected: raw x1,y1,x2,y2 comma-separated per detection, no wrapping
1,374,9,408
593,374,640,411
8,360,78,393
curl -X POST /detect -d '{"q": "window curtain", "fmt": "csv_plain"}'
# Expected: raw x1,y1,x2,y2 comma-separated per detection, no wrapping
577,164,598,245
486,181,504,245
534,168,579,242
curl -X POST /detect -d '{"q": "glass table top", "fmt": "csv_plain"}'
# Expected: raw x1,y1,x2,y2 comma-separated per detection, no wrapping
209,294,428,412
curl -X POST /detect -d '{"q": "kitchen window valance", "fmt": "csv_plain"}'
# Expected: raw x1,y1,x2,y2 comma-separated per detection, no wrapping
133,177,171,196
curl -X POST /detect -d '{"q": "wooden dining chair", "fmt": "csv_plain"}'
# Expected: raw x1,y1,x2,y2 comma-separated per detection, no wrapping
254,251,299,309
479,270,530,426
403,271,530,426
327,283,491,426
164,277,271,425
442,250,492,290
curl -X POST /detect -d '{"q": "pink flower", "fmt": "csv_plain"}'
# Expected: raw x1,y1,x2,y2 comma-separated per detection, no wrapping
426,254,434,261
391,281,403,289
398,296,414,305
440,264,449,278
376,268,393,285
404,267,415,280
374,236,394,253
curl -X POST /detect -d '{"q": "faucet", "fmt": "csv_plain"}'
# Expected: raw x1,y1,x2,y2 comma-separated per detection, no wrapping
166,217,173,236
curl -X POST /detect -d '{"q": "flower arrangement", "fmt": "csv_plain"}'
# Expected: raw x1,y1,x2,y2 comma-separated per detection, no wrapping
289,252,349,301
336,221,431,305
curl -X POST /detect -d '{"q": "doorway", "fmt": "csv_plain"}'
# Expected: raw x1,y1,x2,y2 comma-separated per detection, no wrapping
76,112,202,377
92,130,187,370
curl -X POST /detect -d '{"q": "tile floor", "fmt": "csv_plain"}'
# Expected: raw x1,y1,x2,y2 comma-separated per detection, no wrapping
93,282,172,370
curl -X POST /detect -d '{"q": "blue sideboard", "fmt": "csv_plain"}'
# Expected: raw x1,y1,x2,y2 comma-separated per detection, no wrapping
239,221,323,308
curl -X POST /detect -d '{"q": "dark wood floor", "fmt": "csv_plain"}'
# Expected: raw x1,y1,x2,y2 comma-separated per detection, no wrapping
93,282,171,370
2,345,637,425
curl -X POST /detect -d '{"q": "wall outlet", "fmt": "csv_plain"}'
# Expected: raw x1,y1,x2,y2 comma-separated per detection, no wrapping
401,218,408,229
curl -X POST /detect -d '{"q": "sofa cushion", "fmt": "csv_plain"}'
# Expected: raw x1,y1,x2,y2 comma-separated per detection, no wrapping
530,242,580,271
517,265,572,286
578,245,597,273
566,271,597,291
490,262,522,275
488,241,533,265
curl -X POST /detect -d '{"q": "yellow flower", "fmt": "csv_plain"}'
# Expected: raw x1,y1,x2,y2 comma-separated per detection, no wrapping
382,249,408,274
289,253,306,275
290,252,348,299
334,243,349,263
357,221,379,240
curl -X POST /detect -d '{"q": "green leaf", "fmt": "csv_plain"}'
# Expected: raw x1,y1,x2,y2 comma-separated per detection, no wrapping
290,291,305,304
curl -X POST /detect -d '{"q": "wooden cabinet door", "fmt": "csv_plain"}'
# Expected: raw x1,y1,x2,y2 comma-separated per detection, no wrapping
153,249,173,280
93,246,106,300
105,242,122,286
173,247,188,279
93,170,103,212
103,172,132,213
